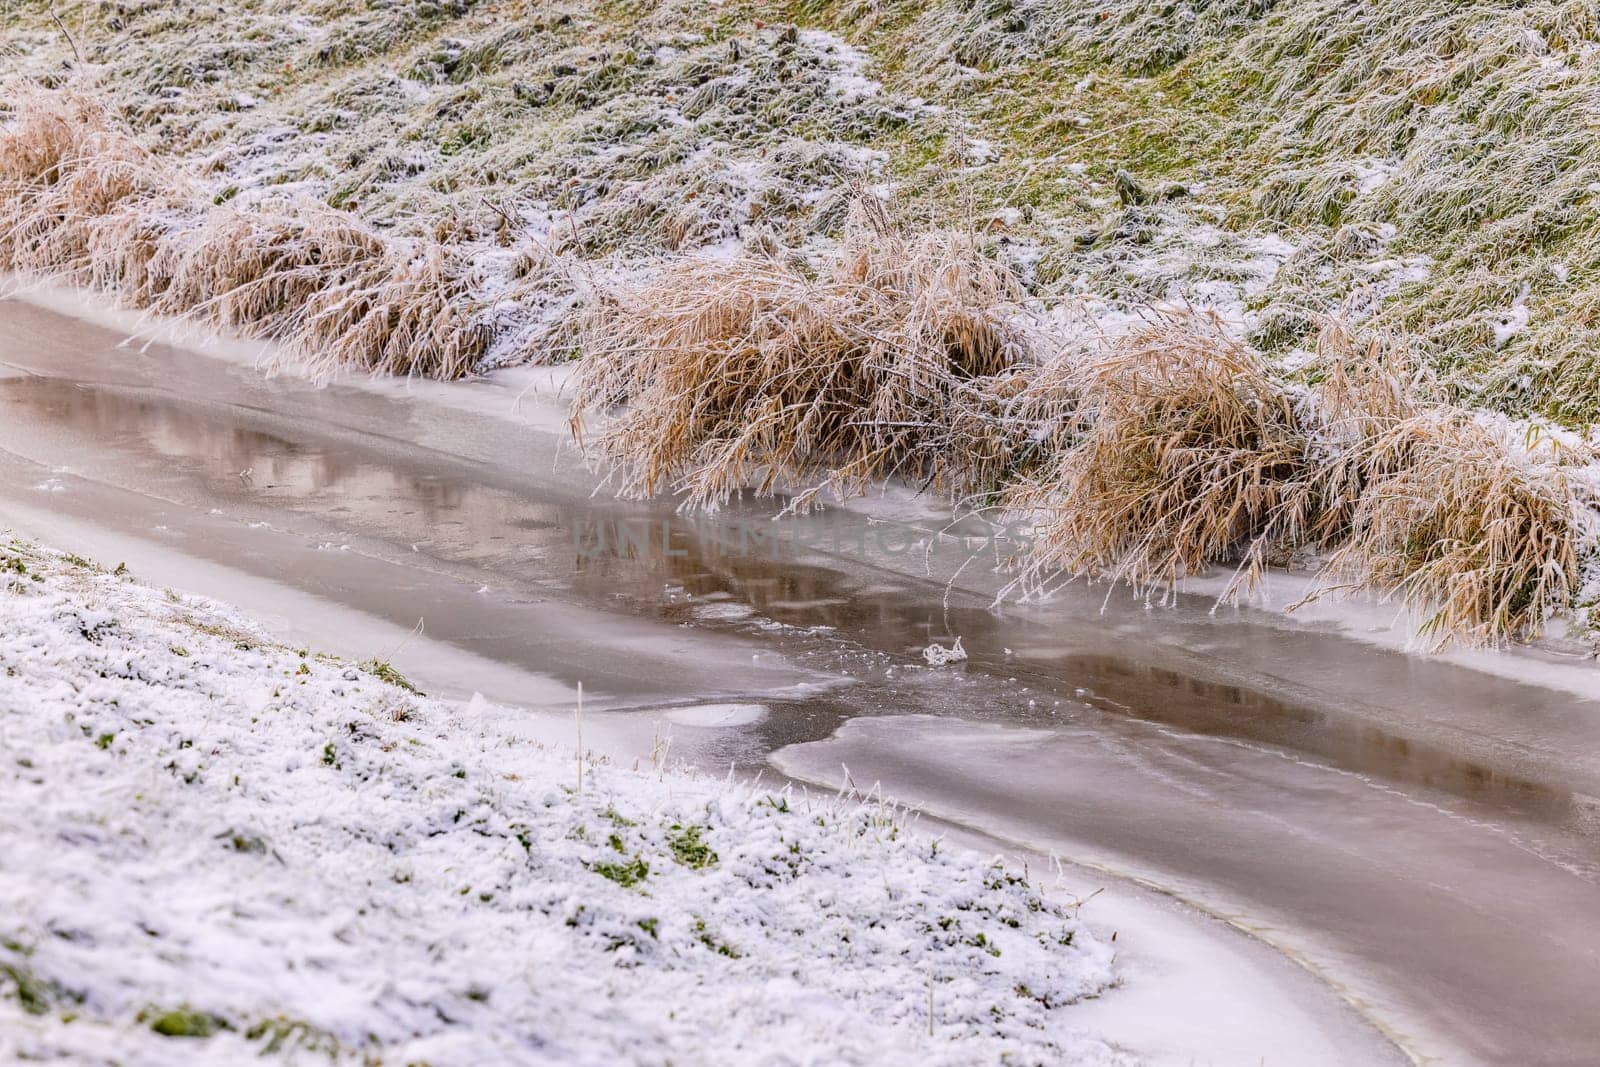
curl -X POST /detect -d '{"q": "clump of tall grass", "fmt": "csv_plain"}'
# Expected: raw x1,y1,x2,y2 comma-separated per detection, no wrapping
570,218,1594,645
0,92,184,287
1320,411,1585,647
148,203,488,377
146,203,387,328
0,91,487,378
1000,318,1594,646
1304,330,1591,647
571,202,1037,510
1003,318,1319,603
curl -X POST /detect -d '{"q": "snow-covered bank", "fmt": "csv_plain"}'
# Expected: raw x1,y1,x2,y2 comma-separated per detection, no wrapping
0,536,1124,1065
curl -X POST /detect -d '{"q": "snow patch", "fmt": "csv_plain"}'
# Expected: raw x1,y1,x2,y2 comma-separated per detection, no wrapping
0,539,1122,1065
1492,284,1533,348
661,703,769,728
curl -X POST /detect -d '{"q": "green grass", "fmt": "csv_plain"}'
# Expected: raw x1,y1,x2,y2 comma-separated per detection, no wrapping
0,956,71,1017
359,659,420,694
667,824,718,869
13,0,1597,418
782,0,1600,425
244,1016,344,1057
591,855,650,888
144,1005,228,1038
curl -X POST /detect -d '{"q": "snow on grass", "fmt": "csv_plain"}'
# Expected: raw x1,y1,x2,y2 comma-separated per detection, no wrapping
1492,284,1534,349
799,29,887,104
0,537,1123,1065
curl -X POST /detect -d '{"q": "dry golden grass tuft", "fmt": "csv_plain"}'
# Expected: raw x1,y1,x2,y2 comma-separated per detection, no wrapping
1004,319,1319,604
0,93,182,288
295,238,489,379
0,92,107,187
1301,328,1588,646
1002,317,1592,646
147,205,386,331
0,91,485,379
148,204,488,378
571,201,1038,510
575,255,1581,651
1318,411,1583,647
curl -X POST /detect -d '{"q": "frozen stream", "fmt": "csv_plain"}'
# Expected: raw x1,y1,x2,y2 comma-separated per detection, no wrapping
3,293,1600,1064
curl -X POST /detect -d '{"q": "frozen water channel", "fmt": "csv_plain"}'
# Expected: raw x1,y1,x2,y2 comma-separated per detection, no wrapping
3,292,1599,1064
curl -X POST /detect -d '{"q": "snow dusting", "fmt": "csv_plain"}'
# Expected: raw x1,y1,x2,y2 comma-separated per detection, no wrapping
0,538,1122,1065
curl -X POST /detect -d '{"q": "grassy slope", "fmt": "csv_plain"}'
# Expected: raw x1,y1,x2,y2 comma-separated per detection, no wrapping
5,0,922,248
796,0,1600,425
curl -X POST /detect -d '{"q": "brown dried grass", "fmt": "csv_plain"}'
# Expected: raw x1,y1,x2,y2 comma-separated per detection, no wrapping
574,239,1589,645
293,238,490,379
1302,330,1587,645
1317,410,1583,647
1002,318,1589,645
0,93,181,287
2,93,1591,645
571,203,1038,509
146,205,387,331
0,90,486,379
1003,319,1320,603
